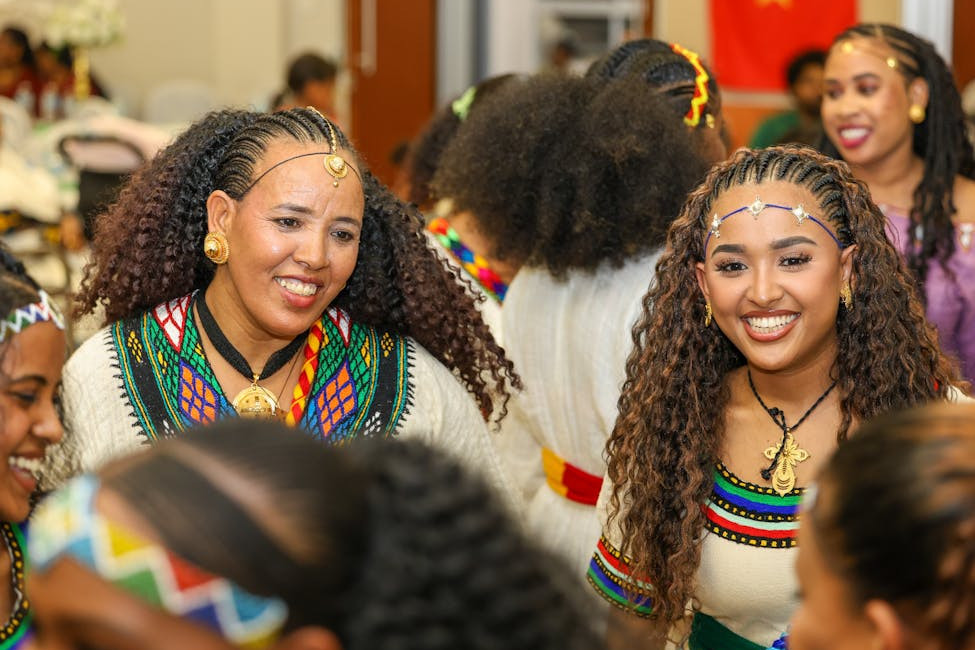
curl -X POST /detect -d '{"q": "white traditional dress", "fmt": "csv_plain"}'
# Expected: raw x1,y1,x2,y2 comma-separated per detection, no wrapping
495,251,660,586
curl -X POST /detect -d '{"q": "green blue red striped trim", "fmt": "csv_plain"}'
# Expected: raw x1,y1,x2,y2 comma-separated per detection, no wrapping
586,536,653,617
704,464,801,548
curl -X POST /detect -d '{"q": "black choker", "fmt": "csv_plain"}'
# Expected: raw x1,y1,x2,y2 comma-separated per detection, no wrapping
748,369,836,496
195,294,306,418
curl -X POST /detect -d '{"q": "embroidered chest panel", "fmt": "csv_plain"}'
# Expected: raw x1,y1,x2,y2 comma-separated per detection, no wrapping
703,464,802,549
113,296,413,442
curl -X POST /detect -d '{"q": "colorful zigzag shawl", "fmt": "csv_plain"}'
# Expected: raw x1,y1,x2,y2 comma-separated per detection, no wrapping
112,294,413,442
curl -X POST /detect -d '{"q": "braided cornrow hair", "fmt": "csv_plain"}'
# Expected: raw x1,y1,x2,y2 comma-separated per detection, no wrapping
811,402,975,650
0,246,46,323
605,145,963,626
586,38,721,130
820,23,975,287
76,107,517,417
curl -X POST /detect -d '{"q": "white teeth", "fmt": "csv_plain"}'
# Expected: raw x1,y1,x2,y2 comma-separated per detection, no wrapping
8,456,42,478
745,313,798,333
840,127,868,140
275,278,318,296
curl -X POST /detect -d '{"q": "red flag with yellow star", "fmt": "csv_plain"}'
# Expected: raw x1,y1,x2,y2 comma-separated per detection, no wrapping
709,0,857,91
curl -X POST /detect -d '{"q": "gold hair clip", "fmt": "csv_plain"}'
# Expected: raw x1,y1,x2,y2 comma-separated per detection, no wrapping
307,106,351,187
839,40,898,70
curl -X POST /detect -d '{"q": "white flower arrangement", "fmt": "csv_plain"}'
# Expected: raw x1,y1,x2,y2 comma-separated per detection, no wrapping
44,0,124,49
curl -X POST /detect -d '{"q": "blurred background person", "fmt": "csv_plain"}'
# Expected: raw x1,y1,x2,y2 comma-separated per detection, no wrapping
273,51,338,120
820,23,975,385
791,402,975,650
749,49,826,148
0,26,39,115
30,419,602,650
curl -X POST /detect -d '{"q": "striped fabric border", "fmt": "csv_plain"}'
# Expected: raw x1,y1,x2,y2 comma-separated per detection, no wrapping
703,464,801,548
586,536,653,617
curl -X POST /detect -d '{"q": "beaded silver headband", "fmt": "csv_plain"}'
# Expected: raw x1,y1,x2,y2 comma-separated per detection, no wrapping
0,290,65,343
704,197,847,252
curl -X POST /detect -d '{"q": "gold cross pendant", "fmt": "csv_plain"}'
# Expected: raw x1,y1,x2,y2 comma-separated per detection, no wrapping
764,431,809,496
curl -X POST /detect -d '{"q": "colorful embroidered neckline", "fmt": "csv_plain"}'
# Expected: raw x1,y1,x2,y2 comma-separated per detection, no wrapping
0,523,29,650
113,295,413,443
704,463,803,549
427,218,508,302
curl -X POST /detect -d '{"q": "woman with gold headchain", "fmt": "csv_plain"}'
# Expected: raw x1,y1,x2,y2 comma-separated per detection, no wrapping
44,108,519,506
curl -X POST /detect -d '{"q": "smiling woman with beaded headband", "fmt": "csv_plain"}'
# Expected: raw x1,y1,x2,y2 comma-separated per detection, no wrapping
820,23,975,384
0,247,67,650
587,146,969,650
45,108,519,510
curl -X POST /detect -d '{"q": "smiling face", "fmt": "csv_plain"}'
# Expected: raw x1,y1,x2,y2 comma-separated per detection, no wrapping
821,37,927,170
695,181,856,375
206,138,365,342
0,321,65,522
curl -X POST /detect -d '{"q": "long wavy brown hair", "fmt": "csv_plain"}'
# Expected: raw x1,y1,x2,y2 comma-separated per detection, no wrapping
75,108,518,418
606,146,965,626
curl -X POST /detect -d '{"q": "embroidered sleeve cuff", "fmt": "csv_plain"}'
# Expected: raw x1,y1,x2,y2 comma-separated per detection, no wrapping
586,535,654,617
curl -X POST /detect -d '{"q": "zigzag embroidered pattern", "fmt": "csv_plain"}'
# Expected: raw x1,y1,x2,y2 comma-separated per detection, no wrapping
30,475,288,648
0,290,65,342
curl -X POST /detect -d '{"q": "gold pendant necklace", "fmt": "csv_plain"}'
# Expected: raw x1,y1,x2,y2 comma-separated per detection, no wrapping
763,429,809,496
195,294,306,420
749,369,836,497
232,374,282,419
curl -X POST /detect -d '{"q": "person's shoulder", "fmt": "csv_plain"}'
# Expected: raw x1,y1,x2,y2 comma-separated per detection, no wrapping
66,324,118,373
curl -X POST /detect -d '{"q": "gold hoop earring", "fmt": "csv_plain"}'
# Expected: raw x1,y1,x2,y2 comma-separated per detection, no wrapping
704,302,713,327
909,104,926,124
203,232,229,265
840,283,853,311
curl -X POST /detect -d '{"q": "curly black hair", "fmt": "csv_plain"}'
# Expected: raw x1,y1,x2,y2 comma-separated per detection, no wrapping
76,108,517,417
407,74,518,208
820,24,975,288
434,73,721,276
102,419,603,650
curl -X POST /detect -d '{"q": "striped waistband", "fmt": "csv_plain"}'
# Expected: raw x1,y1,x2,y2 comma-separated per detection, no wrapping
541,448,603,506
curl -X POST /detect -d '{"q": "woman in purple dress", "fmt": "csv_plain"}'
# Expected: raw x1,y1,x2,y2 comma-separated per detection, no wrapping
821,24,975,383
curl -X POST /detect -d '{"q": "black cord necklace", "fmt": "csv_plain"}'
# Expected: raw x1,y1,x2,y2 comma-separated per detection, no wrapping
748,369,836,496
196,293,306,418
